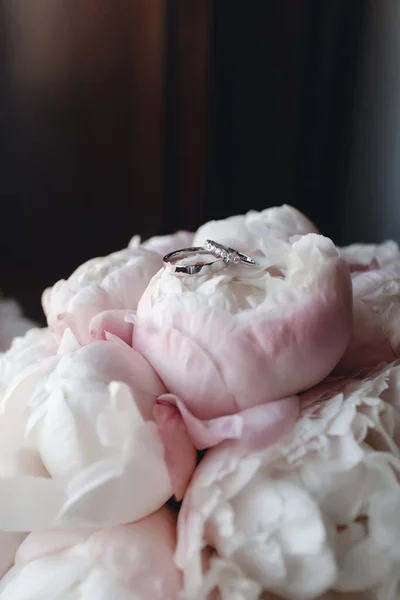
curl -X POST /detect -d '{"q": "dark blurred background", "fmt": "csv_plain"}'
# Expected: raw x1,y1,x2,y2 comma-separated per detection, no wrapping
0,1,398,321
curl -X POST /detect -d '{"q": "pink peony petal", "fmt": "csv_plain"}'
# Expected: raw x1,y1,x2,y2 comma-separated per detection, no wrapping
89,310,134,345
159,394,299,451
235,396,300,450
153,401,197,501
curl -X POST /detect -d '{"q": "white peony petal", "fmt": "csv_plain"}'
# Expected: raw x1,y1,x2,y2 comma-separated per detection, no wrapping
0,476,65,531
335,536,393,592
57,424,172,526
77,567,134,600
0,531,26,577
0,555,90,599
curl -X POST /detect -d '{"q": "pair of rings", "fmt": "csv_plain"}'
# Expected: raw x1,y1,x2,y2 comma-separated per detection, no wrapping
163,239,257,276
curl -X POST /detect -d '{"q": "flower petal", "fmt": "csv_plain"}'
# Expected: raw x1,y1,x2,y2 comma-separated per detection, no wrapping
160,394,299,451
153,401,197,501
89,310,134,345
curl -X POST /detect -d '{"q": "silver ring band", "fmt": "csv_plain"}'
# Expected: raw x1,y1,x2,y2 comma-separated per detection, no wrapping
163,247,228,276
204,240,257,266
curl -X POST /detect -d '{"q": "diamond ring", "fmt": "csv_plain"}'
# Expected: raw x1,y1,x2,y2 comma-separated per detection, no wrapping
204,240,257,266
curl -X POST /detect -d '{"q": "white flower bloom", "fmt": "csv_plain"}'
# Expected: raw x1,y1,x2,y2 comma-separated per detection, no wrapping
176,363,400,600
0,328,195,532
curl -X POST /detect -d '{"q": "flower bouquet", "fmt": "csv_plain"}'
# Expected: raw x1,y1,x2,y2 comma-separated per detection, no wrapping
0,205,399,600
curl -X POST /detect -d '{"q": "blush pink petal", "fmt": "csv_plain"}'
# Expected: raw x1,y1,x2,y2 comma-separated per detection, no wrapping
153,402,197,500
159,394,299,450
158,394,243,449
231,396,300,450
89,309,134,344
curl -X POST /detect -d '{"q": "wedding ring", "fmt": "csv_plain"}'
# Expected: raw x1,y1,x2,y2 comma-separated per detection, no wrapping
163,240,257,276
163,247,229,276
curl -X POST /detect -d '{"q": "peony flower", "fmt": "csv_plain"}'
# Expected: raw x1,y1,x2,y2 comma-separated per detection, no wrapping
0,296,35,352
337,242,400,374
175,364,400,600
0,328,196,532
130,230,195,256
133,233,352,450
0,507,182,600
42,247,163,345
193,204,318,250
